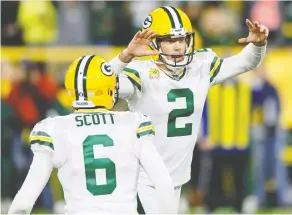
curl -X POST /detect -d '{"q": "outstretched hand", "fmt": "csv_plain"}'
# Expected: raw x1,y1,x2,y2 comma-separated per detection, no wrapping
119,29,159,63
127,29,160,57
238,19,269,46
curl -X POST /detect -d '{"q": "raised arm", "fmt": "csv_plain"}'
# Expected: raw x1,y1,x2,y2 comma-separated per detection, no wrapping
211,19,269,86
109,29,159,74
109,29,158,100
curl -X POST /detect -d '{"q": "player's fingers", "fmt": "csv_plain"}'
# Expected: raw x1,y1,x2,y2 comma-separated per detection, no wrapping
148,31,158,40
144,30,154,39
148,30,157,37
134,30,142,39
134,31,141,39
264,27,269,37
149,35,158,41
139,29,150,37
238,37,249,43
246,19,254,30
253,21,260,28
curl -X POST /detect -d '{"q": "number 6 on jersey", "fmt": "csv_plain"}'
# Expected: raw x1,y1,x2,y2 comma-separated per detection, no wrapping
83,135,117,196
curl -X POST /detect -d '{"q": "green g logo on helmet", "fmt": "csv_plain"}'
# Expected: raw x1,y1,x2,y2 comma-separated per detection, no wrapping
143,15,152,29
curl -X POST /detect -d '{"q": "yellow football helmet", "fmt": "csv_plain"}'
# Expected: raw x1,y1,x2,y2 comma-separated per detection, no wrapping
142,6,194,72
65,55,117,109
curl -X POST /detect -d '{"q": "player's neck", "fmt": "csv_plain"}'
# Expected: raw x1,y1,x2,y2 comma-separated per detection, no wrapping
157,64,185,78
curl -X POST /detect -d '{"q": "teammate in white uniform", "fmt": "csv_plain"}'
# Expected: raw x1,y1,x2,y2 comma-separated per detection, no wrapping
8,56,176,214
109,6,269,213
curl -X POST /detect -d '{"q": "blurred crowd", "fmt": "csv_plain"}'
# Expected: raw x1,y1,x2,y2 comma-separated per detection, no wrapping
186,66,292,213
2,1,292,47
1,0,292,214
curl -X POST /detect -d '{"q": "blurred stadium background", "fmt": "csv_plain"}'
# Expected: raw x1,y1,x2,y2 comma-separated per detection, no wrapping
1,1,292,214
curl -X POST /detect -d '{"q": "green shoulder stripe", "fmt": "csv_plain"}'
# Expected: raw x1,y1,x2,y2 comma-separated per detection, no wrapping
30,140,54,150
136,119,155,138
31,131,51,138
196,48,209,52
210,56,219,72
124,67,141,91
209,57,223,83
137,129,155,138
138,121,152,128
30,130,54,150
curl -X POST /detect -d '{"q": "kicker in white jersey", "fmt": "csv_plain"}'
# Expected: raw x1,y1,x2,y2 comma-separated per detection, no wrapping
114,44,266,186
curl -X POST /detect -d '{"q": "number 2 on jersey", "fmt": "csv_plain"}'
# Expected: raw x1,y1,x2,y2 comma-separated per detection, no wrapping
82,135,117,195
167,88,194,137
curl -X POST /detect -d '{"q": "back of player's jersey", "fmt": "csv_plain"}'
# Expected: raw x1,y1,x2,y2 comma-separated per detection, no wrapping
50,110,141,214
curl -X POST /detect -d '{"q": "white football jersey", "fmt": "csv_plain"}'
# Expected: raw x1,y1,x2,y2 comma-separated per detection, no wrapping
29,109,155,214
110,43,266,186
122,49,219,186
119,44,265,186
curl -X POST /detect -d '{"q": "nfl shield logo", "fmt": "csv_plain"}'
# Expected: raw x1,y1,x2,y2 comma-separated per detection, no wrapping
149,68,160,79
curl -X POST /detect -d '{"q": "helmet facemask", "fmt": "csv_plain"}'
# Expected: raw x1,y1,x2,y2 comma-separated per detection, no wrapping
113,75,119,106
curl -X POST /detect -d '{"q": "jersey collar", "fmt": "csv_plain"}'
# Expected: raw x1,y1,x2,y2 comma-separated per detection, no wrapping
74,108,108,113
163,67,186,81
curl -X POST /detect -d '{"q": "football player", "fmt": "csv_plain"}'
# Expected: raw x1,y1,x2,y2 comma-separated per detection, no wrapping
109,6,269,213
8,56,176,214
